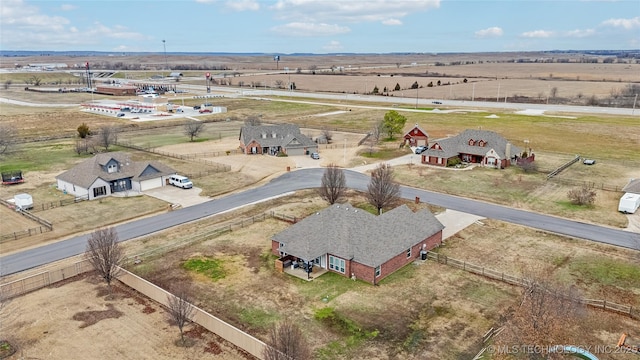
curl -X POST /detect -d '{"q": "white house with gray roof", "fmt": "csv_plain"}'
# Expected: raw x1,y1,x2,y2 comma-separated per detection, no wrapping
56,152,177,200
239,124,317,156
271,203,444,284
421,129,524,168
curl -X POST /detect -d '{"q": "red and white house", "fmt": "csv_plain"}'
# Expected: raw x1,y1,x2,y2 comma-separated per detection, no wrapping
271,203,444,285
403,124,429,147
421,129,530,168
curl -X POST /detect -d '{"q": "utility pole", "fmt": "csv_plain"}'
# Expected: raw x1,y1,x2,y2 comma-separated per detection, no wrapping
632,93,638,115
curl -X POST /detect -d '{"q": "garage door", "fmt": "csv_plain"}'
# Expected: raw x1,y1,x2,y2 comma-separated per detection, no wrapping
287,147,305,156
140,177,163,191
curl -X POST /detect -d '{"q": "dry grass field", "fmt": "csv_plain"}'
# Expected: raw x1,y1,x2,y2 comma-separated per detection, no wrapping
2,53,639,359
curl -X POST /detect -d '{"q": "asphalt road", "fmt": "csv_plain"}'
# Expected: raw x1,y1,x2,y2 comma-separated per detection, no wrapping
2,168,639,276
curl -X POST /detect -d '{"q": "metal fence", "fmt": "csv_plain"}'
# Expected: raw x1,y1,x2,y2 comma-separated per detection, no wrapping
425,251,639,320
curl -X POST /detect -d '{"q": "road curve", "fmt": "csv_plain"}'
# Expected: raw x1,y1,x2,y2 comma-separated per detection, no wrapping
1,168,638,276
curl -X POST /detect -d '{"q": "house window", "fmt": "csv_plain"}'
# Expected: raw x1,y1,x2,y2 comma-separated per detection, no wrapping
479,140,486,147
406,248,412,258
93,186,107,197
375,266,381,277
329,255,345,274
468,139,475,146
107,164,117,173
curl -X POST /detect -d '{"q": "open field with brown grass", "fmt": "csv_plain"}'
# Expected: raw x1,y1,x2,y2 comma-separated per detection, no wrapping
102,195,640,359
2,53,639,359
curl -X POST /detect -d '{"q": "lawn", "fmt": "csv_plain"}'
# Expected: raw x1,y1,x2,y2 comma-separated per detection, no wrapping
122,195,640,360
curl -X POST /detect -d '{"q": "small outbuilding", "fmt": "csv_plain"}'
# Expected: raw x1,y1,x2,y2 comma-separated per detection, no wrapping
14,193,33,210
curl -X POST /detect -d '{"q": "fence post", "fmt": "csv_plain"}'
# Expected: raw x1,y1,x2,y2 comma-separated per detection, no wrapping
463,262,466,271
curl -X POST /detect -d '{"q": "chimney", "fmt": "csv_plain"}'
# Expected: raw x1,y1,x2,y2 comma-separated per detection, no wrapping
505,143,511,159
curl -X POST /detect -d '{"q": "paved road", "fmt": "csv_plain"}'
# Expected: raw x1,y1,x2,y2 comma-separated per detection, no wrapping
1,168,638,276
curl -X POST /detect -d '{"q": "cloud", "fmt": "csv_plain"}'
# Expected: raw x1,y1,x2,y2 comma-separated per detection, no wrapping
225,0,259,11
521,30,554,38
60,4,76,11
474,27,503,38
382,19,402,26
323,40,343,52
272,0,439,23
0,0,149,50
271,22,351,37
602,16,640,30
565,28,595,38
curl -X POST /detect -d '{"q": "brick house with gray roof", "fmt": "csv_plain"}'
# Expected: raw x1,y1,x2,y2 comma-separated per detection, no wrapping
239,124,317,156
421,129,525,168
271,203,444,284
56,152,176,200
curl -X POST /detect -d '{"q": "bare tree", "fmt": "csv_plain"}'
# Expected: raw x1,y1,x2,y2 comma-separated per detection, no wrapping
495,275,584,360
85,227,124,297
367,163,400,214
274,80,284,89
319,164,346,205
263,320,311,360
567,185,596,206
97,125,118,150
0,124,17,155
166,285,195,346
3,80,12,90
321,127,333,142
183,121,205,142
367,120,383,155
244,115,262,126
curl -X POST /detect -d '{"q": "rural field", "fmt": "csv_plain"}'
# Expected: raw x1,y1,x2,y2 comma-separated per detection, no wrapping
1,53,639,359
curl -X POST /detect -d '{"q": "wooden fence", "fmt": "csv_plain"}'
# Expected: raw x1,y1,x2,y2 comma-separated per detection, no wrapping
546,155,580,179
548,177,624,192
0,198,53,242
29,195,88,213
425,251,640,320
116,141,231,173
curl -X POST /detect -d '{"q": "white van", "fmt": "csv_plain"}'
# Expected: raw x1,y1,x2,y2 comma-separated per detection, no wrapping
169,175,193,189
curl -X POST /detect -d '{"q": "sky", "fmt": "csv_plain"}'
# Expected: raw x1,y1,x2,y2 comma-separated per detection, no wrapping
0,0,639,54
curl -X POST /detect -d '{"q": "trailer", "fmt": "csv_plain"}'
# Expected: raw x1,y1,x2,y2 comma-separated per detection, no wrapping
1,171,24,185
618,193,640,214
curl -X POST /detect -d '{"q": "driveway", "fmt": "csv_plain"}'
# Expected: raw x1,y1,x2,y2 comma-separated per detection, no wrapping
144,186,210,208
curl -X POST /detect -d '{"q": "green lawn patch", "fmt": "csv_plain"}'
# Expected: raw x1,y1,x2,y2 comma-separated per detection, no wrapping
182,257,226,281
569,256,640,288
297,271,364,302
238,307,280,330
314,307,379,360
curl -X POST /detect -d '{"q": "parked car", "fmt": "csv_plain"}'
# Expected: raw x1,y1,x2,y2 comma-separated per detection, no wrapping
432,101,442,105
583,159,596,165
202,103,213,107
193,105,201,110
116,112,125,117
415,146,427,154
199,109,212,113
310,152,320,160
